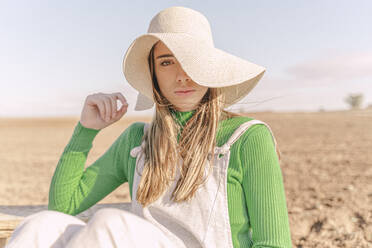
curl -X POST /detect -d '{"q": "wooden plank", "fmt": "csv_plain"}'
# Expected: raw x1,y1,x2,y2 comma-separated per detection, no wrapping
0,231,12,239
0,214,24,230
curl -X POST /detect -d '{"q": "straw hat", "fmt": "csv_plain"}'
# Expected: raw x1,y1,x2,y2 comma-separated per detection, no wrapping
122,6,266,111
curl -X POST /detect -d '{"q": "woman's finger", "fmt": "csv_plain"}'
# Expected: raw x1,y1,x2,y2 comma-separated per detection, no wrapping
102,96,112,122
109,95,118,118
95,98,106,121
114,93,129,111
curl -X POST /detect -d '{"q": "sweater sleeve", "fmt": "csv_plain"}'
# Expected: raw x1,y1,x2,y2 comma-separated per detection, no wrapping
48,121,135,215
241,124,292,247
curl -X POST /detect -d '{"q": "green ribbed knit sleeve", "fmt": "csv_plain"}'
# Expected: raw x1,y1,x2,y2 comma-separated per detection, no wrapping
241,124,292,247
48,121,133,215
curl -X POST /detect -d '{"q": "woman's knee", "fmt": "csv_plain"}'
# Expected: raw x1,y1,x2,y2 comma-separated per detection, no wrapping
88,208,125,224
87,207,147,230
7,210,86,248
88,208,163,234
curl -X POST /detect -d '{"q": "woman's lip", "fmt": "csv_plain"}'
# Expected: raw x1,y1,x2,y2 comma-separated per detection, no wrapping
175,90,195,93
174,90,195,96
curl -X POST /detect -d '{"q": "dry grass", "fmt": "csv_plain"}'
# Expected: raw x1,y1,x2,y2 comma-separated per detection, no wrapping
1,109,371,247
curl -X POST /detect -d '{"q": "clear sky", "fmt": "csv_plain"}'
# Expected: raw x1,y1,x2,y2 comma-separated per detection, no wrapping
1,0,371,117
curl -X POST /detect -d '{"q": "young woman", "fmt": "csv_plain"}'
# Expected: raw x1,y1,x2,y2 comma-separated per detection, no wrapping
6,6,292,248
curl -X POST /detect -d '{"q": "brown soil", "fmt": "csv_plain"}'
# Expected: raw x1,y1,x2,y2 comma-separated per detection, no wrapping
0,109,371,247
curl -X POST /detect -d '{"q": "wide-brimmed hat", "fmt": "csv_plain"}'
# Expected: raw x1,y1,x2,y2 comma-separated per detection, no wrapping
122,6,266,111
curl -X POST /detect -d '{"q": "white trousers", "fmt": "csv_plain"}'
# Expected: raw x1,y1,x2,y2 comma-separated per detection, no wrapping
5,208,177,248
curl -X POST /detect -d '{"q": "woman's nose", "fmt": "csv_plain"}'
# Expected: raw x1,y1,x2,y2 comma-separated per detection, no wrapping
176,67,191,85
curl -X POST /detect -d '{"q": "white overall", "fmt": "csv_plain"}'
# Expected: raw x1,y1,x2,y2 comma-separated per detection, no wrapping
129,120,278,248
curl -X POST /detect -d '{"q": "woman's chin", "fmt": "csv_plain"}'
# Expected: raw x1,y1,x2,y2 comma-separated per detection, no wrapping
171,103,198,112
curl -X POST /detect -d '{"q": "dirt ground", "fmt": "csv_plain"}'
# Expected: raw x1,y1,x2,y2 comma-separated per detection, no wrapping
0,109,371,247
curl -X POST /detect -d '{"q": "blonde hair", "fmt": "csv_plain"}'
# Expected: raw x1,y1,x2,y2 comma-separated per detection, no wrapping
135,41,281,207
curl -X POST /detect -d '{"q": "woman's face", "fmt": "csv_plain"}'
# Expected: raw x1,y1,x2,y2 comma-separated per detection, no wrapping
153,41,208,112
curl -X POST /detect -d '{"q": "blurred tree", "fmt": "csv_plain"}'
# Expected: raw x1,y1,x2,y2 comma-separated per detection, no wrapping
344,93,363,109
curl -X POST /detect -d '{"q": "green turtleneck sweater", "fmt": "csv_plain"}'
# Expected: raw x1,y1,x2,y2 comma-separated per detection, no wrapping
48,110,292,247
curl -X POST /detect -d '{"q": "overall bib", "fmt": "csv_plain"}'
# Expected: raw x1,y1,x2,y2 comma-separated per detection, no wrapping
129,120,278,248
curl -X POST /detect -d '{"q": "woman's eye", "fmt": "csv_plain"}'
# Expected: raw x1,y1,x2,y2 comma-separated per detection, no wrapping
160,60,173,66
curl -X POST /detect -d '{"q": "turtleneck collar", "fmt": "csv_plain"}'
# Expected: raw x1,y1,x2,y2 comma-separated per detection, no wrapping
170,108,196,127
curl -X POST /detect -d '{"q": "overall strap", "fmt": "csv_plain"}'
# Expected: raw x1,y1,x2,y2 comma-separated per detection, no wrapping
143,122,150,133
214,120,278,155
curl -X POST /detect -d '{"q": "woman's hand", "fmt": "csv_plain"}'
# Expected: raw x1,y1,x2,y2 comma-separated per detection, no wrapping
79,92,129,130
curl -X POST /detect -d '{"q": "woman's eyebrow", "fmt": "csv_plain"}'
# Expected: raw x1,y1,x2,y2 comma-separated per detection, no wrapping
156,54,174,59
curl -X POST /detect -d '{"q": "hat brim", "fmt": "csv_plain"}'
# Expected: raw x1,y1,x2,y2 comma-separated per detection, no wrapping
123,33,266,110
